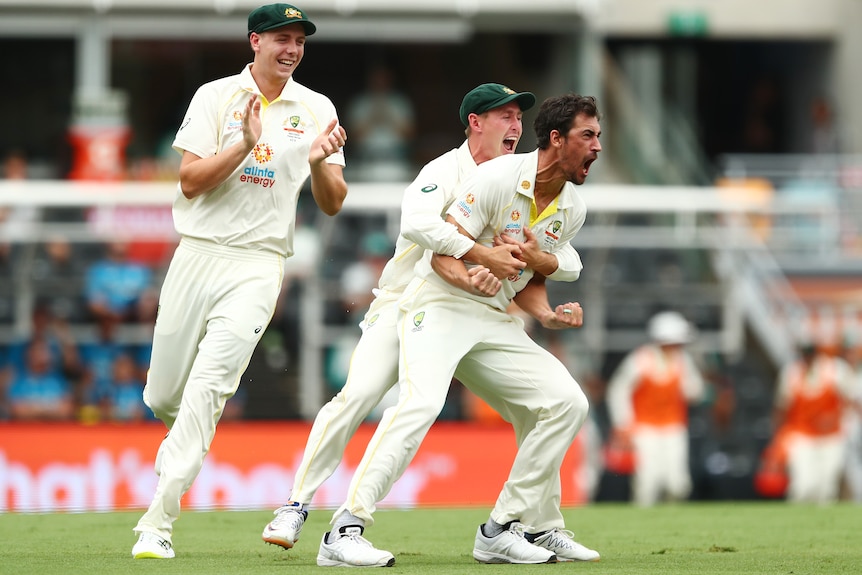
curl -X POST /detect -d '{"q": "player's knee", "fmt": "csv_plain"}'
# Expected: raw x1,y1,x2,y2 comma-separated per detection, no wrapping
342,384,398,411
142,382,179,422
556,383,590,420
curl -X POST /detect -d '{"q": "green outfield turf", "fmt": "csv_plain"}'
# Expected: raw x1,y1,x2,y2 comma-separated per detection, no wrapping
1,502,859,574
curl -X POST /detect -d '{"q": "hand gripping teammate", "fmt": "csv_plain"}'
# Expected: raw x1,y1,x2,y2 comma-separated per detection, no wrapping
131,3,347,559
320,93,603,565
261,84,578,565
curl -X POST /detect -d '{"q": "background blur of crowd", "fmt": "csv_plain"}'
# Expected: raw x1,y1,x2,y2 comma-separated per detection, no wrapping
2,1,862,504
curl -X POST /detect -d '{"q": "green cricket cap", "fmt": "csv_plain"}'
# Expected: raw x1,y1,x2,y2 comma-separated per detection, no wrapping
248,4,316,37
459,83,536,126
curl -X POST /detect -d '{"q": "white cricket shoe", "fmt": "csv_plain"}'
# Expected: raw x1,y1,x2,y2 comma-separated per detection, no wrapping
262,503,307,549
132,532,175,559
473,521,557,564
316,526,395,567
530,528,600,562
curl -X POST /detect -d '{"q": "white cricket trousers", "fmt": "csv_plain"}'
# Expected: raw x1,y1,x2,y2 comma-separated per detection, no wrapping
334,279,589,532
785,432,846,503
630,425,691,506
293,289,569,531
134,238,283,541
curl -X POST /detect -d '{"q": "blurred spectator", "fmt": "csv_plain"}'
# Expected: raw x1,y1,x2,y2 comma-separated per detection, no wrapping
347,65,415,181
843,334,862,502
78,316,128,421
30,237,91,322
339,231,393,318
7,300,83,383
103,352,150,422
7,339,75,421
0,347,10,420
325,230,396,419
1,149,40,262
768,338,860,503
85,240,154,323
809,96,841,155
605,311,707,506
2,148,27,179
742,77,781,153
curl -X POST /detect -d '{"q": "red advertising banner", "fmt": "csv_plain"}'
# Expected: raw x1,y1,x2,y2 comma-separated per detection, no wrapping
0,421,595,513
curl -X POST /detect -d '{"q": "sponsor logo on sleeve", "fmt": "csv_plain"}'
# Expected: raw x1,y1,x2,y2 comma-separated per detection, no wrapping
454,193,475,218
226,110,243,132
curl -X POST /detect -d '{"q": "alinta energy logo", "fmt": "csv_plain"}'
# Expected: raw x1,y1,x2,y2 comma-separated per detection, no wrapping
227,109,243,132
455,193,475,218
241,143,276,188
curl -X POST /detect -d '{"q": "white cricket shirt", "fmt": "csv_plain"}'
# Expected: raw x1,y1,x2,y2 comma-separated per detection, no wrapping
417,149,586,312
171,64,345,258
375,141,477,293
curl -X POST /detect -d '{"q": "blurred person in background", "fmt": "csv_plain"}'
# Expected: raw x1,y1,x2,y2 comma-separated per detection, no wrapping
843,335,862,502
85,241,154,324
339,231,394,319
7,300,83,391
104,352,151,422
0,345,11,420
809,96,842,155
347,65,415,182
770,337,860,503
78,315,130,422
326,230,397,419
0,149,39,264
131,2,348,560
605,310,707,507
7,339,75,421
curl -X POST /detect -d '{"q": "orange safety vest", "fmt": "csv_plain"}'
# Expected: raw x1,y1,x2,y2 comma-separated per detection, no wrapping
783,359,845,437
630,347,688,428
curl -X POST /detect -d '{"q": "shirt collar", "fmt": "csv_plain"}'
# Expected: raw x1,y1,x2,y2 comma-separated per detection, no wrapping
516,149,576,209
456,140,478,178
239,64,300,102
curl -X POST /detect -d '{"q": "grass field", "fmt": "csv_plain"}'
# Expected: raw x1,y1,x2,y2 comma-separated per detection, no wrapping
2,502,860,574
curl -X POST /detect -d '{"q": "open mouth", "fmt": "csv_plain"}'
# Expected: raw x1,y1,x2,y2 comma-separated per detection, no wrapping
277,59,295,68
502,137,517,153
583,158,595,176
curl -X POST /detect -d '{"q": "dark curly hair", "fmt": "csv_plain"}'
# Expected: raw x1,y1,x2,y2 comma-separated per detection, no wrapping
534,94,600,150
